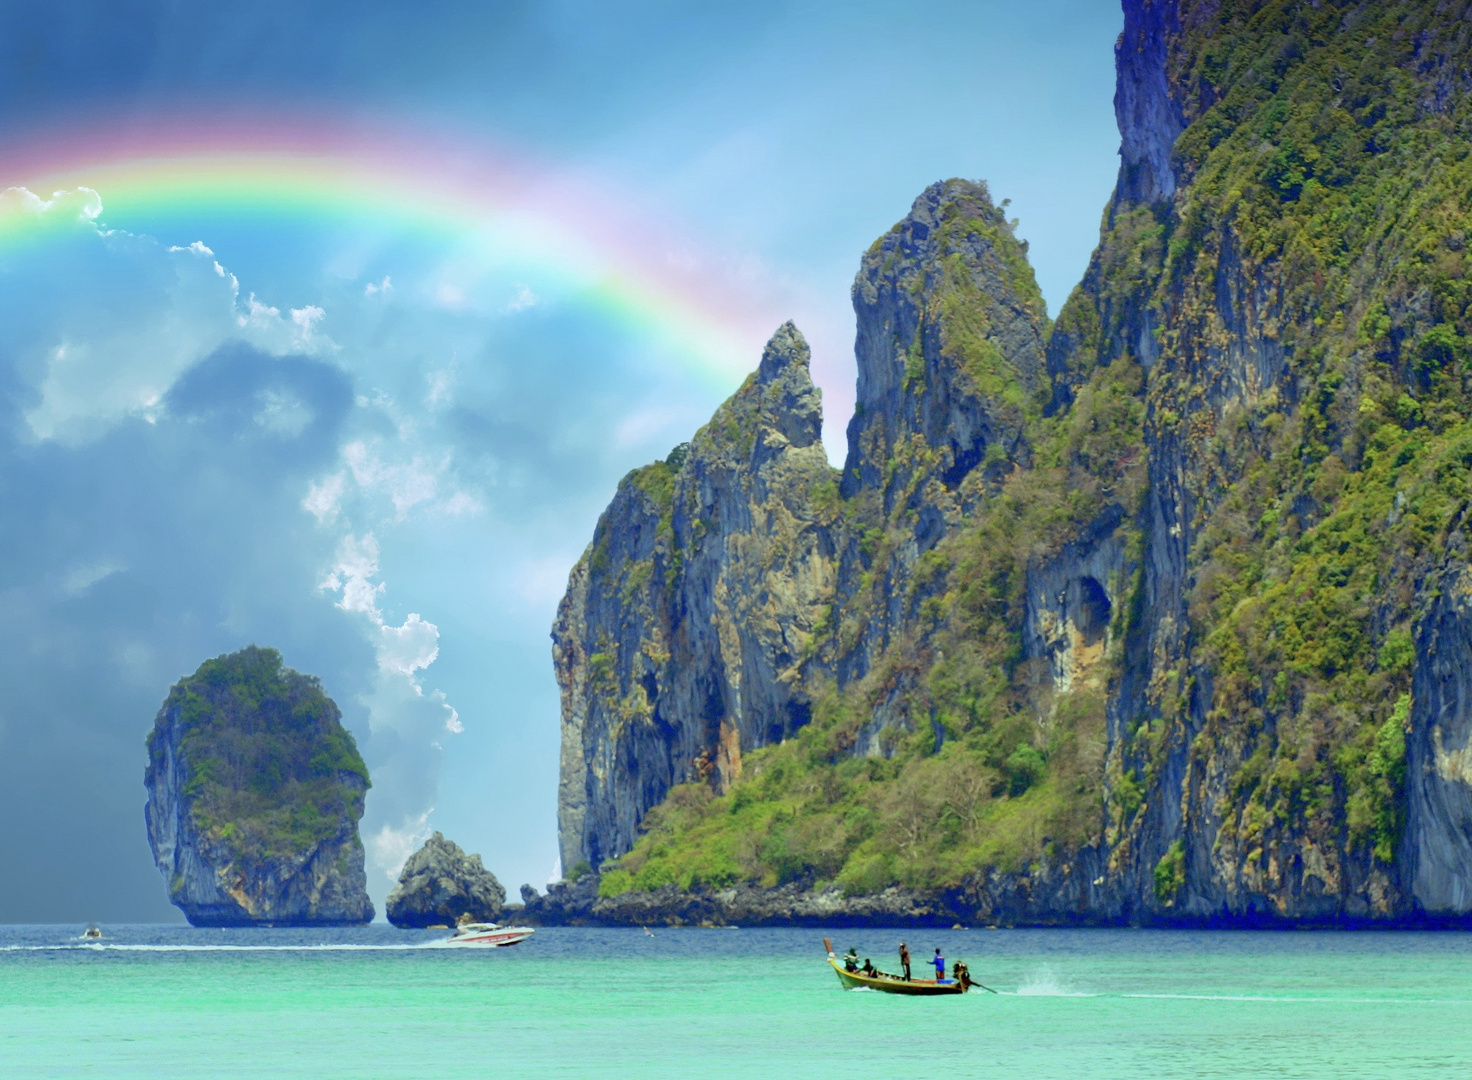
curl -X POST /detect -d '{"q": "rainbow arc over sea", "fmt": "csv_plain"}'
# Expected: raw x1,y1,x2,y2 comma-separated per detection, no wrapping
0,115,775,383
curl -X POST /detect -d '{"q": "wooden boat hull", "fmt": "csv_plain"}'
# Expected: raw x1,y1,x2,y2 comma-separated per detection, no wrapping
827,958,967,995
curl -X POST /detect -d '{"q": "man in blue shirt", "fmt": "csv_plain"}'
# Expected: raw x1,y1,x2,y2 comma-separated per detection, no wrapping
932,948,945,981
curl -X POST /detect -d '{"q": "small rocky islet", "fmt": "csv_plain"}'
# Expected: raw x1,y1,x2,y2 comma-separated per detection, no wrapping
386,831,506,927
145,646,374,926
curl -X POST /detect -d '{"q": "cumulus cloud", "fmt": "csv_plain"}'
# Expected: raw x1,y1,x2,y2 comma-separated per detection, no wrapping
320,532,386,619
343,440,441,520
167,240,230,280
303,471,347,522
15,199,246,443
237,295,336,355
318,532,461,888
2,184,103,223
370,813,432,883
364,275,392,296
379,613,439,677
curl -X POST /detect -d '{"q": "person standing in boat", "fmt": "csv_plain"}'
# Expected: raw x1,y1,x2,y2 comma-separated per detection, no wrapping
898,941,911,981
932,948,945,981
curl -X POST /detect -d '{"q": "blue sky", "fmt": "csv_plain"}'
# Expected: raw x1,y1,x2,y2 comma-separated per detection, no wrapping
0,0,1122,921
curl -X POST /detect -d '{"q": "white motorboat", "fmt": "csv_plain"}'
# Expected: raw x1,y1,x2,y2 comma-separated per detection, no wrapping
444,922,535,947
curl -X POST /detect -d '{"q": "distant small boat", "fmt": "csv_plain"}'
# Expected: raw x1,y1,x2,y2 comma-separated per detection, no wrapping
444,922,535,947
824,938,971,995
82,925,102,940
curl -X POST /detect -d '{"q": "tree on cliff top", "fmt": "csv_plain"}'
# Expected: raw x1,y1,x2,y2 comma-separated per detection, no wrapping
147,646,370,866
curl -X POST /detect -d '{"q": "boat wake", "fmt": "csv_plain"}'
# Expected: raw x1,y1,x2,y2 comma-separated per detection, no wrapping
0,942,451,953
1012,969,1094,997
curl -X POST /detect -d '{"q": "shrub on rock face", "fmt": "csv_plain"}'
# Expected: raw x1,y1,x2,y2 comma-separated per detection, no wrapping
386,832,506,927
145,646,374,926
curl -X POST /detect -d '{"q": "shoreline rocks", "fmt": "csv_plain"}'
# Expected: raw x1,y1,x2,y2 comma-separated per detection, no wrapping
518,872,1472,931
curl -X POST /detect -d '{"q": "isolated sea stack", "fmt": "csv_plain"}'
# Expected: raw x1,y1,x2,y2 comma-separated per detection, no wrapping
385,832,506,927
145,646,374,926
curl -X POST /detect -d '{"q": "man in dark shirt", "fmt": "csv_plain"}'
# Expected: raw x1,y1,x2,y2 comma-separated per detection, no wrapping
899,941,911,981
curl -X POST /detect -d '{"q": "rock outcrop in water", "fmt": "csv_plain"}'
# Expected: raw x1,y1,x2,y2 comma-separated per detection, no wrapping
386,832,506,927
553,0,1472,926
145,647,373,926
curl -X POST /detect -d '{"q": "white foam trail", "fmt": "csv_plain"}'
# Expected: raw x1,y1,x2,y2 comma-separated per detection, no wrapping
0,942,452,953
1014,968,1093,996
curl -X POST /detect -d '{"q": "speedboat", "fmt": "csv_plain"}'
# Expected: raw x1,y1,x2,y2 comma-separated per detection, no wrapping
81,925,102,940
444,922,535,947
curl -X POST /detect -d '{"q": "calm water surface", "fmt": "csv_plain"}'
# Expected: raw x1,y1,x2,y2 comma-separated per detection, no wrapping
3,924,1471,1078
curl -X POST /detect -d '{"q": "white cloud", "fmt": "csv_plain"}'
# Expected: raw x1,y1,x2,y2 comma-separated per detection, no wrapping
364,275,392,296
320,532,385,619
319,534,450,686
425,367,455,409
236,296,335,355
370,814,432,884
440,490,482,517
167,240,212,256
343,440,441,520
303,472,347,523
237,293,280,328
62,558,124,597
379,613,440,677
1,185,102,223
291,305,325,334
444,705,464,735
506,285,539,312
166,239,233,285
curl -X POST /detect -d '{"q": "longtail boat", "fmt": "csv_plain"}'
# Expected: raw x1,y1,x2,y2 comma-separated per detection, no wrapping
823,938,970,995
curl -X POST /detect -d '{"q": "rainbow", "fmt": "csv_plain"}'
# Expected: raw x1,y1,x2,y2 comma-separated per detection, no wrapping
0,114,780,384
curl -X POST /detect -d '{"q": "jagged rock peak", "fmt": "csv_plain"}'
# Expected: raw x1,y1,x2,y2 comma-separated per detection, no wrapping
904,178,998,231
757,320,810,383
843,175,1049,502
709,321,823,452
385,831,506,928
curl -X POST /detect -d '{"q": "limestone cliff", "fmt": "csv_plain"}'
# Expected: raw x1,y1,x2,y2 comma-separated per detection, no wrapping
145,647,373,926
554,0,1472,926
555,323,837,871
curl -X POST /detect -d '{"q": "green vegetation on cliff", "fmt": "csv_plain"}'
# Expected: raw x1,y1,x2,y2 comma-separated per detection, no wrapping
1147,0,1471,878
599,247,1148,899
578,0,1472,918
149,646,369,866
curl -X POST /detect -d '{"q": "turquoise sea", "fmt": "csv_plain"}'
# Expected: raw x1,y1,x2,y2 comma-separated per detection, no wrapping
4,924,1472,1078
